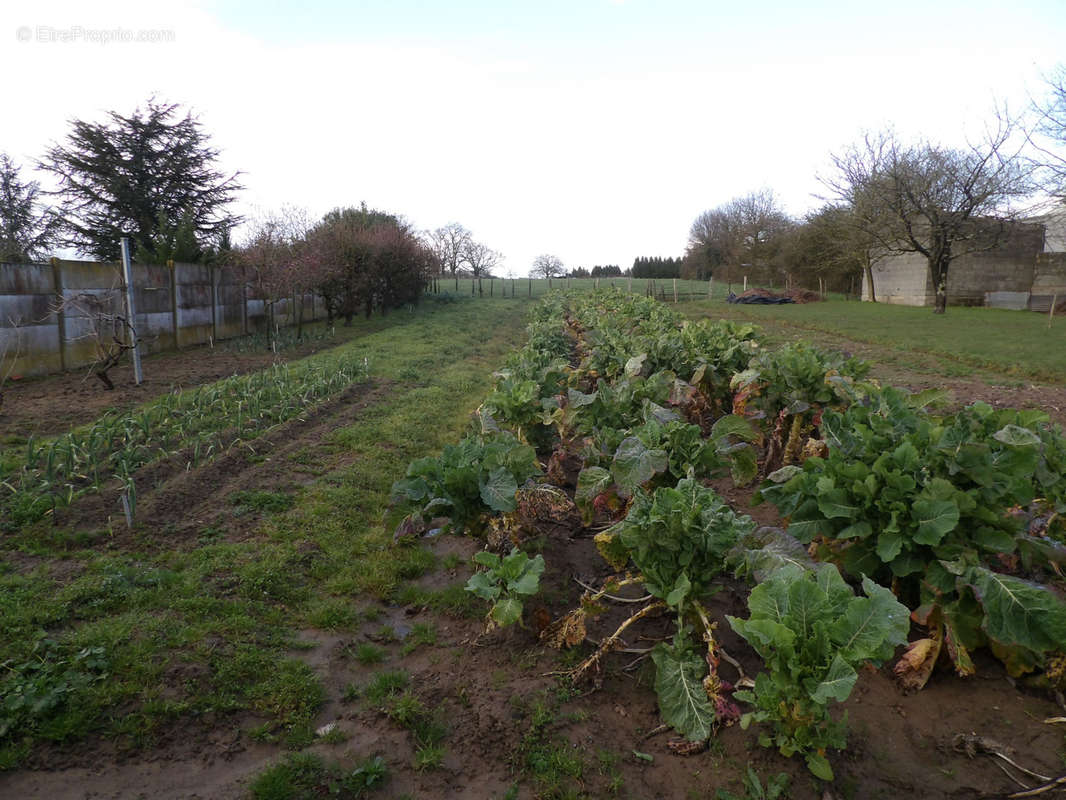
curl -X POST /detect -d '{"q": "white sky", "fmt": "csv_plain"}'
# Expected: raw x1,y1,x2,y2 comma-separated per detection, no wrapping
2,0,1064,275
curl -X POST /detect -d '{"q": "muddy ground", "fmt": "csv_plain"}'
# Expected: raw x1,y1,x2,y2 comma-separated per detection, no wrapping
3,324,1066,799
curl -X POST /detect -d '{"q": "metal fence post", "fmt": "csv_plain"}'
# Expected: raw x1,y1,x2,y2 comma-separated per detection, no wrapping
120,238,143,384
51,257,67,371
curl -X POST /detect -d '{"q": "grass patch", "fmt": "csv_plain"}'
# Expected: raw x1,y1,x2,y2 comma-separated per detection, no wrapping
401,622,437,655
364,669,411,706
230,490,296,516
513,694,589,800
302,597,360,631
351,643,387,666
426,581,482,618
685,296,1066,382
249,751,387,800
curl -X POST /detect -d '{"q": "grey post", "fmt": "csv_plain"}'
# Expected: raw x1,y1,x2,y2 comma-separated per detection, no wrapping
120,238,143,384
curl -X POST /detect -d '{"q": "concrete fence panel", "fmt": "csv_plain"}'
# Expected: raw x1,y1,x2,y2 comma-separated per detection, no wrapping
1,259,327,379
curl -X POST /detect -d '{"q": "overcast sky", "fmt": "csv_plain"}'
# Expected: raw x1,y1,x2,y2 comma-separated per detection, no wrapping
2,0,1064,274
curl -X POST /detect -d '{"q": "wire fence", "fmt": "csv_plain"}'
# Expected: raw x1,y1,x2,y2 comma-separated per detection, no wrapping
428,276,723,302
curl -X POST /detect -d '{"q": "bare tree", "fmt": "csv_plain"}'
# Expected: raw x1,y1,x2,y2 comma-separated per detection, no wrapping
0,316,26,409
687,208,740,279
687,189,792,285
55,287,138,390
822,126,1033,313
428,222,472,276
531,254,565,279
787,204,891,300
463,239,501,297
1029,64,1066,201
238,206,312,345
464,240,501,278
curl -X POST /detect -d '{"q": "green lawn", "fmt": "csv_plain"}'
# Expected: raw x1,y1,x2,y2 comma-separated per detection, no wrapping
684,296,1066,383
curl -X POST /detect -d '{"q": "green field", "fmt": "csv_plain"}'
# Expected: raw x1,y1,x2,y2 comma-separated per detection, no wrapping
682,296,1066,382
435,278,1066,381
431,275,715,300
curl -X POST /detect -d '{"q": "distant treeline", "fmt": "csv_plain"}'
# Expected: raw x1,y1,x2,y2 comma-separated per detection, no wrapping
567,257,685,279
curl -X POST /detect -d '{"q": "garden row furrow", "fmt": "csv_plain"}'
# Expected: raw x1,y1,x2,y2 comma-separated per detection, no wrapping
2,354,369,530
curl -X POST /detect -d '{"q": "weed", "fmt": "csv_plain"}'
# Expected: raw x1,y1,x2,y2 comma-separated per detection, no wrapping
304,597,360,630
361,606,384,623
197,525,225,544
595,749,625,795
351,643,386,666
391,583,430,607
426,582,481,618
715,764,790,800
249,751,387,800
364,670,410,706
386,691,426,726
514,693,587,800
0,638,109,741
319,726,348,745
400,622,437,655
414,744,445,771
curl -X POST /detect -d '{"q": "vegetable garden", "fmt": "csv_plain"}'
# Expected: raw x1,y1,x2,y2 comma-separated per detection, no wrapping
2,353,369,531
4,293,1066,799
389,288,1066,793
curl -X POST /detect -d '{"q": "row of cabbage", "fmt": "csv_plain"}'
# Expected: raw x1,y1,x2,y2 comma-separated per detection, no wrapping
387,289,1066,780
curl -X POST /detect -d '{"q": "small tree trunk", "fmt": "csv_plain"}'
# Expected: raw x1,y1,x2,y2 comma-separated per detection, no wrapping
930,249,950,314
864,261,877,303
934,285,947,313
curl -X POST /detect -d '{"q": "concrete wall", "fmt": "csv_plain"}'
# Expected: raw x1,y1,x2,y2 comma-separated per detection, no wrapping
0,259,326,379
1030,253,1066,312
864,252,932,304
863,222,1047,308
